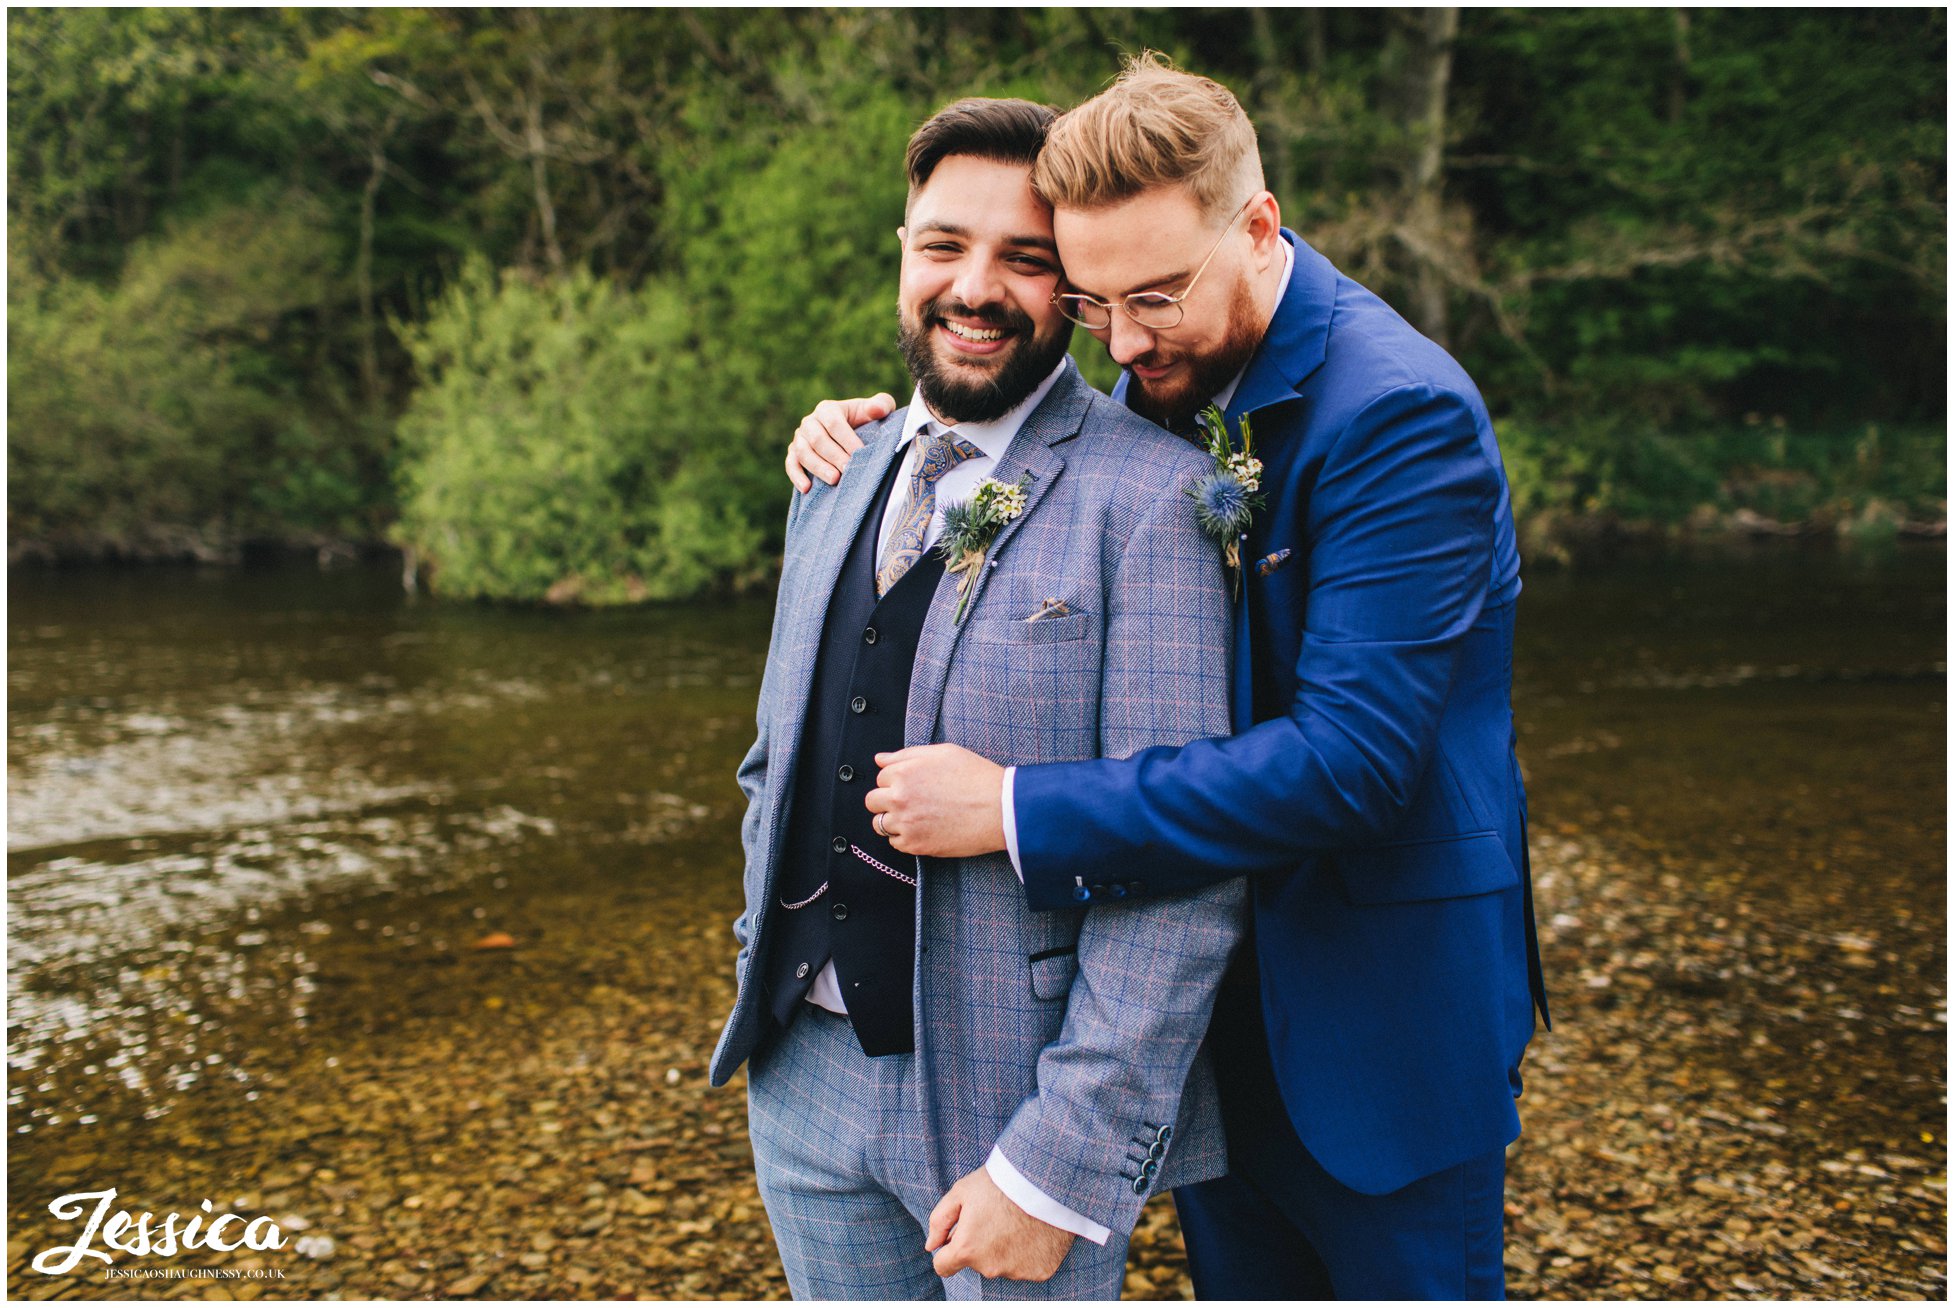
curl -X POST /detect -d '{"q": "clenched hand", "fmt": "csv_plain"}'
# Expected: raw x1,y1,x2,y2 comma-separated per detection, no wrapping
925,1165,1075,1282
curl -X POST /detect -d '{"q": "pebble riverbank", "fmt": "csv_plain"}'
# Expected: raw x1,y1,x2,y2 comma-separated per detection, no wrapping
10,552,1942,1299
10,815,1943,1300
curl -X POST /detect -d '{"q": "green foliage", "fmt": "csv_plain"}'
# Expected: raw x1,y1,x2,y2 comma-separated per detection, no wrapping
8,192,385,556
8,8,1945,585
393,259,759,604
1501,417,1945,532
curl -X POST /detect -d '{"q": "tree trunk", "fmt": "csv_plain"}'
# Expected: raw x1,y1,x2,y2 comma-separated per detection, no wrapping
1401,7,1459,347
525,42,566,273
1249,9,1297,208
357,110,403,415
1669,8,1693,125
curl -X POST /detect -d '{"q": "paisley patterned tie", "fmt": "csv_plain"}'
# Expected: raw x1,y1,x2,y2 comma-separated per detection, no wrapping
875,426,983,595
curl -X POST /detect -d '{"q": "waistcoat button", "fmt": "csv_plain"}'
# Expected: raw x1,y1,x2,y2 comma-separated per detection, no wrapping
864,627,878,644
837,764,854,782
831,903,849,922
831,836,847,854
850,696,868,714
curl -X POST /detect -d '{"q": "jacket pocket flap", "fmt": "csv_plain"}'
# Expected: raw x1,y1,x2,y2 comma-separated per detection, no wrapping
1028,946,1079,999
968,612,1090,645
1331,830,1519,905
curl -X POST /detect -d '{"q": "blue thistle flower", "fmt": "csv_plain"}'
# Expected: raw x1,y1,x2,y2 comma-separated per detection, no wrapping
935,500,981,559
1189,472,1254,539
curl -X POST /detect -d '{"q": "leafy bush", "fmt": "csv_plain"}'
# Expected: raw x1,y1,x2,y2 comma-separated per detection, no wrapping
392,258,761,604
7,194,363,558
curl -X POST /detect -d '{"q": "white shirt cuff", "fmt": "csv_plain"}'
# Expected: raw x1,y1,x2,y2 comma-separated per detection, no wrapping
985,1146,1113,1246
1001,766,1024,882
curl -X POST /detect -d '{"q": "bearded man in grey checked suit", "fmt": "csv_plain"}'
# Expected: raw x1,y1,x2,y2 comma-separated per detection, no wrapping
707,98,1245,1300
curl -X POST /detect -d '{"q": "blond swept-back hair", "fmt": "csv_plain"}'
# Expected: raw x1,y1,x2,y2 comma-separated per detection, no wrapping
1032,50,1262,220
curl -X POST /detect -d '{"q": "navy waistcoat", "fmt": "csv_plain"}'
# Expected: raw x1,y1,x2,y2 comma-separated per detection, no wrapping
763,450,944,1056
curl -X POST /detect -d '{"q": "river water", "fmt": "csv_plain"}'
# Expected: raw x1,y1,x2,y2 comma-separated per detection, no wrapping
7,546,1944,1298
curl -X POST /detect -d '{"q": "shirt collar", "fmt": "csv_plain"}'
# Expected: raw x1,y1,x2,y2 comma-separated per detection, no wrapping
899,357,1068,460
1209,235,1295,414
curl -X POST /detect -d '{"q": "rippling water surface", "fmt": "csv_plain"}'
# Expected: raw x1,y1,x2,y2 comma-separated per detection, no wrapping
9,565,768,1130
6,545,1943,1297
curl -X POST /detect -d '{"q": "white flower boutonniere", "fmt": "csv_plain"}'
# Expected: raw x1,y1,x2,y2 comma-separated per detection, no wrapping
936,474,1029,621
1186,403,1266,597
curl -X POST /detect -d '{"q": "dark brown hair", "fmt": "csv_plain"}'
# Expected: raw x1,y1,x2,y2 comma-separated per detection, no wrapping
905,98,1058,202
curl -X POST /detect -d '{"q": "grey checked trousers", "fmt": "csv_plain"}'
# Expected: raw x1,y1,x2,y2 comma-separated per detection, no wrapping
746,1004,1133,1300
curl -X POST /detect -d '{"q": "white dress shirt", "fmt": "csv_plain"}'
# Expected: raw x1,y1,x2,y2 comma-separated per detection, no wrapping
1001,236,1295,877
798,360,1109,1244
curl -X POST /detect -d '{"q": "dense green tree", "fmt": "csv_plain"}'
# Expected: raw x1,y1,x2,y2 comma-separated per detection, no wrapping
8,8,1944,588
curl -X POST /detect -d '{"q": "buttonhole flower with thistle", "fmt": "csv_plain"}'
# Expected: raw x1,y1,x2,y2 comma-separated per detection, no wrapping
1186,403,1264,596
936,474,1030,621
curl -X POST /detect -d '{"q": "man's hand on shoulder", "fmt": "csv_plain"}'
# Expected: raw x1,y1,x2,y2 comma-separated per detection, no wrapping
925,1165,1074,1282
786,393,896,492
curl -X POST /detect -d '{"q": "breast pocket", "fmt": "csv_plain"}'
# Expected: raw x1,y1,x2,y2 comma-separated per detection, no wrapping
965,611,1091,645
951,613,1100,759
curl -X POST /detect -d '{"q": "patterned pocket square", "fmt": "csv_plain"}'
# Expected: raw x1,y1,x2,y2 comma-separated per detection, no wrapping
1023,597,1074,623
1255,549,1293,577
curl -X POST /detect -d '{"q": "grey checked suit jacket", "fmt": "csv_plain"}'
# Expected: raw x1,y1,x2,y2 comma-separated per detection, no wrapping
709,359,1246,1236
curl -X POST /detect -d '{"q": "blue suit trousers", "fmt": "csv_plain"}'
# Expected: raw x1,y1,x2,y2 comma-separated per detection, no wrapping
1173,954,1508,1300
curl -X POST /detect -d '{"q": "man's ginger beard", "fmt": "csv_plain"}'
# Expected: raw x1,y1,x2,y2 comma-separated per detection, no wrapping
1125,267,1262,434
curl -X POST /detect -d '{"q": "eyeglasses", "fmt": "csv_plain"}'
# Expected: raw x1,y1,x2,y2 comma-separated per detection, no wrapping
1051,194,1259,331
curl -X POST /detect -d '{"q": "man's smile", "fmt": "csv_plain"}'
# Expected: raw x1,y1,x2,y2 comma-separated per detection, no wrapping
936,317,1017,357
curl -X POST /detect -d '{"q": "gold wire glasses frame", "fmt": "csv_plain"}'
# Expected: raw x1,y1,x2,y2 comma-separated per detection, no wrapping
1051,193,1260,331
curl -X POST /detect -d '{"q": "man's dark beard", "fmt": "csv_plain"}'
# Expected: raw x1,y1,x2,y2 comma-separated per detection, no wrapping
1126,272,1262,435
897,298,1074,424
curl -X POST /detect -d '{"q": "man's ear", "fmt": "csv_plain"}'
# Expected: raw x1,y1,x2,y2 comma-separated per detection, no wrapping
1245,192,1283,269
896,225,908,248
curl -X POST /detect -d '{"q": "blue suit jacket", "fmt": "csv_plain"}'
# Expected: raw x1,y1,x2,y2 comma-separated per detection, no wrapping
1013,232,1549,1196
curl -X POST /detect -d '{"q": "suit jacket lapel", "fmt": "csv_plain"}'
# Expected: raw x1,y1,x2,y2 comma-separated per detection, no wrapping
769,415,908,785
907,363,1091,746
1224,229,1336,423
